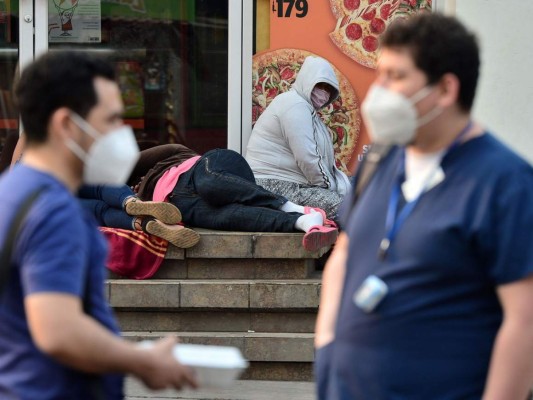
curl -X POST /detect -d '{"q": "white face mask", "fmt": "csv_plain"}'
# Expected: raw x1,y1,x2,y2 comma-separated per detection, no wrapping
311,87,330,109
66,112,140,186
361,84,442,145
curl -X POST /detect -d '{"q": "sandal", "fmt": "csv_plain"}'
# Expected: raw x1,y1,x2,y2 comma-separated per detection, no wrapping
141,217,200,249
302,225,338,252
125,197,182,225
303,206,338,228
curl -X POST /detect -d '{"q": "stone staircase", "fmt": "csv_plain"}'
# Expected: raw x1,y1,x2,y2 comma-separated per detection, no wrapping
106,229,326,382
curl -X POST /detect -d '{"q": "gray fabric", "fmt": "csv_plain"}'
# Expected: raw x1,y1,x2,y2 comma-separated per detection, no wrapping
256,178,343,221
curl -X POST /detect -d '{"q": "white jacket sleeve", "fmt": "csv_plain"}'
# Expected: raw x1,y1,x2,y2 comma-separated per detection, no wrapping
279,102,332,188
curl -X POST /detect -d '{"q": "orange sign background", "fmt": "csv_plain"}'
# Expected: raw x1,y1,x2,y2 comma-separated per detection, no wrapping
269,0,376,172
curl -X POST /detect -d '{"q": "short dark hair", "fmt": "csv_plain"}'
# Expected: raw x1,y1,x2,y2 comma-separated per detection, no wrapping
15,51,115,143
381,13,480,112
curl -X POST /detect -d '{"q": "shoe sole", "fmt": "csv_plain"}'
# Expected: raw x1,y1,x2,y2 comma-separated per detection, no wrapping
145,220,200,249
126,201,182,225
302,228,338,252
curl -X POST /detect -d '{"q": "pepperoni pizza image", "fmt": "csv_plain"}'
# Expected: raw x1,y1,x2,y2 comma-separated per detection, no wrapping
330,0,432,69
252,48,360,174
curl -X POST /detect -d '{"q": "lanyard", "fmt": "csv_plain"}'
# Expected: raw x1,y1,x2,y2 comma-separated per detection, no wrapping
378,121,472,260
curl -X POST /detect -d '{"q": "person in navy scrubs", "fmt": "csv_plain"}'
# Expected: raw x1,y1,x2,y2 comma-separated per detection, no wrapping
315,13,533,400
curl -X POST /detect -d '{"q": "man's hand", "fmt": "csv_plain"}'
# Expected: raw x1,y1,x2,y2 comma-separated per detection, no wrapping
136,336,198,391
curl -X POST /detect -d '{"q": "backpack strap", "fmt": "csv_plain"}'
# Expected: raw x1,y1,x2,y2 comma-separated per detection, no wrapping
0,187,44,294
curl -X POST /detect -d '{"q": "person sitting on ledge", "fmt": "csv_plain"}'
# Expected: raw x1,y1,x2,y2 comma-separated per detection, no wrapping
246,56,351,224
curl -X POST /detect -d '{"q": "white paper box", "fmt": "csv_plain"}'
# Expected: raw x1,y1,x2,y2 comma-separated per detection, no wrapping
173,344,249,388
137,341,248,388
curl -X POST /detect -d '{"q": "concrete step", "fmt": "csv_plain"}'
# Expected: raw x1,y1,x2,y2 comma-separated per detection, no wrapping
125,378,316,400
174,229,330,259
115,311,317,333
107,279,321,310
108,229,327,383
123,331,315,382
109,258,317,280
123,331,314,362
108,229,329,280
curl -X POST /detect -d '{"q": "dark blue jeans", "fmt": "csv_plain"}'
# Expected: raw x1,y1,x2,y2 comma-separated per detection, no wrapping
169,149,301,232
78,184,135,230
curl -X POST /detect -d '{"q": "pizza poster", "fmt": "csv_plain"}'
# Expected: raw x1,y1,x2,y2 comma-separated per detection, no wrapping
254,0,432,174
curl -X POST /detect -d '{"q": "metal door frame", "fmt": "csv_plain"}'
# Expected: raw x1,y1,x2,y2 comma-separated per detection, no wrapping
22,0,247,153
229,0,252,154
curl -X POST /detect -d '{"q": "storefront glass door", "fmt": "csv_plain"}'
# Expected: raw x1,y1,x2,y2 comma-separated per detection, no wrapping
46,0,230,154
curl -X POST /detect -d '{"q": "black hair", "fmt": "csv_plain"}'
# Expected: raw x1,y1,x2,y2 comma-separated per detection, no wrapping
15,51,115,143
381,13,480,112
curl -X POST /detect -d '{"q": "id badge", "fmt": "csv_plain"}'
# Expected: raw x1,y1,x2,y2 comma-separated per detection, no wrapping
353,275,388,313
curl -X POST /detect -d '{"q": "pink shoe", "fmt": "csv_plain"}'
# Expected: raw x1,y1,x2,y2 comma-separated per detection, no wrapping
302,225,339,252
303,206,338,228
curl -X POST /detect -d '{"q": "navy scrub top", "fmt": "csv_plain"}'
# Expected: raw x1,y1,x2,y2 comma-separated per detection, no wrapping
330,133,533,400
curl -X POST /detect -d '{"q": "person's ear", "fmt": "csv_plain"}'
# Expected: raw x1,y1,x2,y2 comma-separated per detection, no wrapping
49,107,75,142
436,73,460,108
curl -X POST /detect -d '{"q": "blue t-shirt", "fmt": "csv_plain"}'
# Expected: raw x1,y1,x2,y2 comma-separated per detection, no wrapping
329,134,533,399
0,165,124,399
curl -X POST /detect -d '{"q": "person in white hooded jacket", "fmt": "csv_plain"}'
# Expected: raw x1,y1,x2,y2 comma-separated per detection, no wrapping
246,56,351,222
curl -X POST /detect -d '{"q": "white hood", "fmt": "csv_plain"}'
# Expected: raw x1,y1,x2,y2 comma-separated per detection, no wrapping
292,56,340,108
